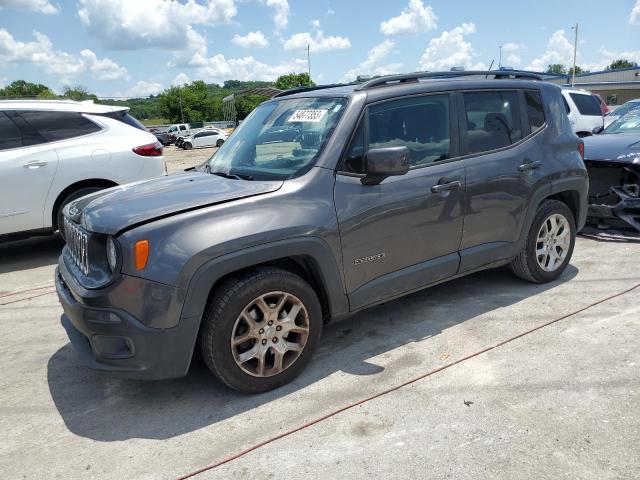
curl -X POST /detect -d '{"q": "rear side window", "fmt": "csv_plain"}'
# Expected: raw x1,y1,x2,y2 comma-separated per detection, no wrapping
569,93,601,116
18,111,100,142
0,111,47,150
462,91,522,155
368,94,451,167
96,111,147,131
525,90,545,132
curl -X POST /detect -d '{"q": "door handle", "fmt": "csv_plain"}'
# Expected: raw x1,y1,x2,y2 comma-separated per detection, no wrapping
24,161,48,169
431,180,462,193
518,160,542,172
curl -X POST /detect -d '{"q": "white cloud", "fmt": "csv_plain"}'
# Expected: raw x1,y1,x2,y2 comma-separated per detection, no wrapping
0,28,130,84
418,23,485,71
631,0,640,25
79,49,130,80
311,19,321,29
327,8,335,15
0,0,59,14
501,42,524,67
283,30,350,53
582,47,640,71
341,39,403,81
77,0,236,50
380,0,437,36
171,72,190,86
264,0,289,30
525,29,574,71
231,31,269,49
120,80,164,98
194,54,307,84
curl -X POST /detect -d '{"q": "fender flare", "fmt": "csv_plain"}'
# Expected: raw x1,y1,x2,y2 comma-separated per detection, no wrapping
179,236,349,322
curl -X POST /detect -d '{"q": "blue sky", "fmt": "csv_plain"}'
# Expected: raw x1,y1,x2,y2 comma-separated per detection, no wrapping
0,0,639,98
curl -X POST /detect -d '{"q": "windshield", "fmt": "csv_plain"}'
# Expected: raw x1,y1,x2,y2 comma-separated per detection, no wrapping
207,96,347,180
610,101,640,118
604,112,640,134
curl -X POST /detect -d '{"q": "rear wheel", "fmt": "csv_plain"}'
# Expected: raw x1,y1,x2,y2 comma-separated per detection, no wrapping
510,200,576,283
216,139,224,147
55,186,103,236
183,142,193,150
199,267,322,393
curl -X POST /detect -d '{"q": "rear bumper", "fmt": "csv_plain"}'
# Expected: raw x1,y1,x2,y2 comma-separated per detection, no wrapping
56,265,200,380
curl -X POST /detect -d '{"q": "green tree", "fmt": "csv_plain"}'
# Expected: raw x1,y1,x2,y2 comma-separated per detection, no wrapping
274,73,314,90
0,80,55,98
235,94,268,120
546,64,567,74
568,65,584,75
62,85,98,101
607,59,638,70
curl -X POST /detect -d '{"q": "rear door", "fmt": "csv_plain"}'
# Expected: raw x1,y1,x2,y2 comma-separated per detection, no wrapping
0,111,59,235
334,93,465,310
458,89,548,271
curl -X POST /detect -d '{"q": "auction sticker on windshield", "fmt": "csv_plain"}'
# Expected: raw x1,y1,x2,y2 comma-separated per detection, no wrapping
287,109,328,123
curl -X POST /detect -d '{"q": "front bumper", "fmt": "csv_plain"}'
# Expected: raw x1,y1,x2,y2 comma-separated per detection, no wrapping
56,262,201,380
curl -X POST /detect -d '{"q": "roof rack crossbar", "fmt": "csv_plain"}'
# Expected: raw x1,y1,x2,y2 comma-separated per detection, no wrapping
355,70,542,90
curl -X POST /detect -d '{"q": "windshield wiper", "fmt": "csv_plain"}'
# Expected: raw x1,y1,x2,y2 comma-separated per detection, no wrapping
211,170,254,180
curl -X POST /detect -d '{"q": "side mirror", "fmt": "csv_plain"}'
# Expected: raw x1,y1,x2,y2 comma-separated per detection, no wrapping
361,146,410,185
592,126,604,135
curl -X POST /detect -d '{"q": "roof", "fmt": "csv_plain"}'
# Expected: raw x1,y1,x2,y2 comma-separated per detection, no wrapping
0,99,128,114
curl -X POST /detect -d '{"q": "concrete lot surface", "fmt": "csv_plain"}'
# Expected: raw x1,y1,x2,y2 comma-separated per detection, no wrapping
163,145,217,173
0,236,639,479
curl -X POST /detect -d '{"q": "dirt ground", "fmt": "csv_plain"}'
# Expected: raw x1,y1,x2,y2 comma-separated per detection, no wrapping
163,145,217,173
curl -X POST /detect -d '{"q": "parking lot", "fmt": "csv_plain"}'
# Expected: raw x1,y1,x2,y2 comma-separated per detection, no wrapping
1,231,639,479
163,145,218,173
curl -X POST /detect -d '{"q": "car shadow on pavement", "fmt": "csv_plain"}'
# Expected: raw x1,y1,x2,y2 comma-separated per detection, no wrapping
47,265,577,441
0,235,64,275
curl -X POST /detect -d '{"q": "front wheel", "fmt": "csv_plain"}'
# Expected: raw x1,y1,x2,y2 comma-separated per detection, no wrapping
199,267,322,393
510,199,576,283
183,142,193,150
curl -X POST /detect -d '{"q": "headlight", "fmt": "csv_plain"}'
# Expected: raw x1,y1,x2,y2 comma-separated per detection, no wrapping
106,236,119,272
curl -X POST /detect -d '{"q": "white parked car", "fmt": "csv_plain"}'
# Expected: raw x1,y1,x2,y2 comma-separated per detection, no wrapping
0,100,166,240
182,128,229,149
560,88,604,137
604,98,640,127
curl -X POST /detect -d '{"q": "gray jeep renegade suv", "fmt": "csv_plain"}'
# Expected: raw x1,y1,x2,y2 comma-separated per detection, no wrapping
56,71,588,393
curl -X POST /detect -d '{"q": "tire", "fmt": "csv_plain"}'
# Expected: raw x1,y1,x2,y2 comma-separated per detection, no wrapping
510,199,576,283
199,267,322,393
216,139,224,147
183,142,193,150
55,186,104,235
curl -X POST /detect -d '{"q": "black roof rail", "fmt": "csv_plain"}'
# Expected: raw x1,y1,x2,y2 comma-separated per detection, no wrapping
355,70,542,90
273,83,356,98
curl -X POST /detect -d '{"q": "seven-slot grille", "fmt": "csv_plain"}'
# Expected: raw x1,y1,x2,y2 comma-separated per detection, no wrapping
64,217,90,274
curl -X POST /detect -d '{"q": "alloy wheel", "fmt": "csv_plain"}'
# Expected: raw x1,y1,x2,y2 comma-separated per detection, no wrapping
536,213,571,272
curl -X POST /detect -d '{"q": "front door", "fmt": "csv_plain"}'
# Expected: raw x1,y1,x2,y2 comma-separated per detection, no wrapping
334,93,465,310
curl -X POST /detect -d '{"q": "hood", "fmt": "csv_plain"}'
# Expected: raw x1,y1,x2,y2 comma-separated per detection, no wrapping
583,134,640,165
66,172,283,235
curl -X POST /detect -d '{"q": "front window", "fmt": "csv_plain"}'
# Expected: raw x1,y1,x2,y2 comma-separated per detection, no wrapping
207,96,347,181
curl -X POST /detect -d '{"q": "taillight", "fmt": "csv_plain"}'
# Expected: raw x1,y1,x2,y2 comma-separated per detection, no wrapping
133,141,163,157
578,142,584,160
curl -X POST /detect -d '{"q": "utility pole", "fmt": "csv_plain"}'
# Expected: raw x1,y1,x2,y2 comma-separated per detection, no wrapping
498,45,502,69
179,89,185,124
307,44,311,81
571,23,579,86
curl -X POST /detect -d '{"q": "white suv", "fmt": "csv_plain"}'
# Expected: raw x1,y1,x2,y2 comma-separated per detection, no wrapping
0,100,166,239
182,128,229,149
560,88,604,137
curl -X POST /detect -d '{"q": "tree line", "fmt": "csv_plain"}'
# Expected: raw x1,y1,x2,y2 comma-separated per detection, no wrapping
0,73,314,123
546,58,638,75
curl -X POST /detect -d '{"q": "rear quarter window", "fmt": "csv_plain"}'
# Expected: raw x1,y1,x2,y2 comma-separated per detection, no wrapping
569,93,602,116
17,111,101,142
525,90,545,132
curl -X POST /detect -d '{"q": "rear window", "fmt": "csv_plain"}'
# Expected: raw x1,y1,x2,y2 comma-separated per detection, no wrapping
17,110,101,142
525,90,545,132
569,93,601,116
97,110,147,131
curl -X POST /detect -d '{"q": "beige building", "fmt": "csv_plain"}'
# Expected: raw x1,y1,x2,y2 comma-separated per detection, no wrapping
543,67,640,105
